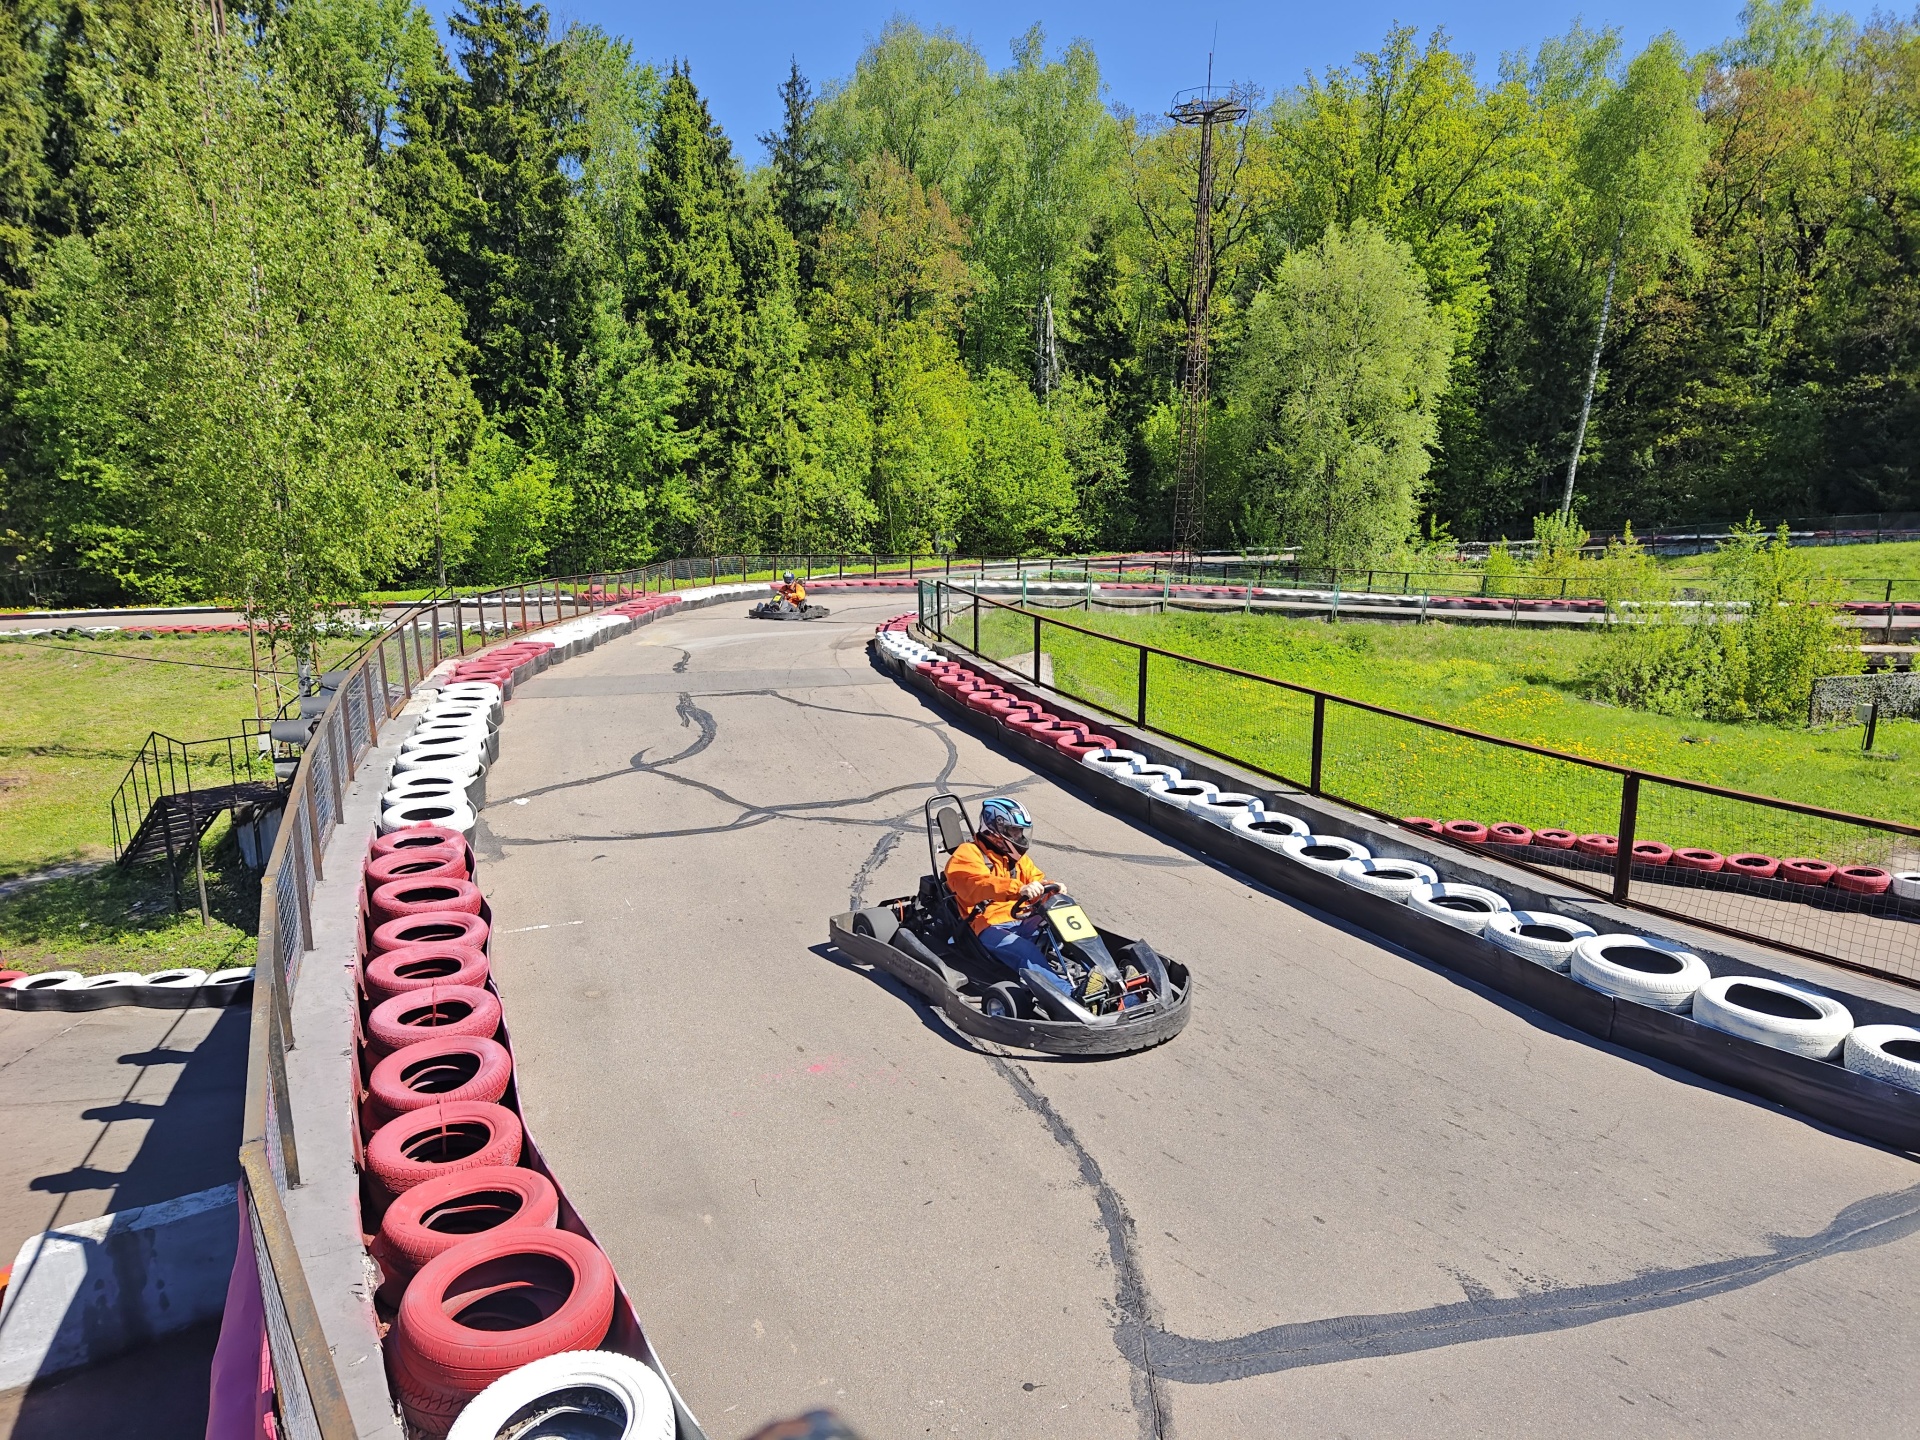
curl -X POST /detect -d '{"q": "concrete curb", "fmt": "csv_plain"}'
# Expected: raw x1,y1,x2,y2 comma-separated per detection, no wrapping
0,1183,237,1390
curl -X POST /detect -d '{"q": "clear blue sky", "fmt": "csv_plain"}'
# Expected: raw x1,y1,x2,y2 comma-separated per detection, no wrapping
434,2,1768,159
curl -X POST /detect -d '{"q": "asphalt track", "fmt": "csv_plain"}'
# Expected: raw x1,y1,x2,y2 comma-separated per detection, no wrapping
477,594,1920,1439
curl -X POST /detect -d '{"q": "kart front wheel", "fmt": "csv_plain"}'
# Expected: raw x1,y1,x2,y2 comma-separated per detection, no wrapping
983,981,1027,1020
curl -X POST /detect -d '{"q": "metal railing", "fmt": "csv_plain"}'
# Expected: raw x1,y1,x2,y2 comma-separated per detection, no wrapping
109,726,274,855
925,581,1920,989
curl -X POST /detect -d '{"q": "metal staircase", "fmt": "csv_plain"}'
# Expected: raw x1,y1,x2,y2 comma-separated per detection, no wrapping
112,727,283,869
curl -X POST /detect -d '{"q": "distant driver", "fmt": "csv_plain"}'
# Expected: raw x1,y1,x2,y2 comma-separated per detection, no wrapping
772,570,806,608
943,797,1067,997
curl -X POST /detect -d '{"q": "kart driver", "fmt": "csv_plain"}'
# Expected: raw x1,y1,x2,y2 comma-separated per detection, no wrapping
944,797,1070,997
772,570,806,608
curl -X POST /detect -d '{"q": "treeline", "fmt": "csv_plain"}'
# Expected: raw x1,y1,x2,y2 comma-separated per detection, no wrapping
1,0,1918,624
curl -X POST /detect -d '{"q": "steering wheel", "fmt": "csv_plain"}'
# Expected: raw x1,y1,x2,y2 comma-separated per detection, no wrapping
1009,883,1063,921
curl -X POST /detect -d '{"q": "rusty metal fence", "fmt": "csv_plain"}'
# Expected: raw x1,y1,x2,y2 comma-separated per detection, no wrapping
925,581,1920,989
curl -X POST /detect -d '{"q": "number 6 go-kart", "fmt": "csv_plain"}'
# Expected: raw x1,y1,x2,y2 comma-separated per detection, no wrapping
826,795,1192,1056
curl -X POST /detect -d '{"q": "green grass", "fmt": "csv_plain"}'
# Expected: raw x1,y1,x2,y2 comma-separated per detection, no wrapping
973,607,1919,865
1656,539,1920,597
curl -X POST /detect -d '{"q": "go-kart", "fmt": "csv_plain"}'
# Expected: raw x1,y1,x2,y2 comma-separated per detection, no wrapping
826,795,1191,1055
748,594,831,621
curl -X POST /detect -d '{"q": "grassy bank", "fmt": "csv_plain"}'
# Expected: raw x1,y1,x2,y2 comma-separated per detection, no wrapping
978,607,1917,864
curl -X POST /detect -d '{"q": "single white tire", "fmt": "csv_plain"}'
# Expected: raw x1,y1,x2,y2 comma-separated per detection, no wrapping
208,967,256,988
393,756,483,787
141,968,208,988
446,1349,674,1440
1119,763,1182,793
1232,811,1308,849
1484,910,1597,971
1080,748,1147,780
1893,872,1920,901
1843,1025,1920,1093
437,682,502,708
1336,857,1439,902
7,971,84,990
420,703,497,732
1691,976,1853,1060
411,722,498,761
396,743,489,776
1570,936,1709,1012
1281,833,1373,875
1149,777,1220,811
1407,882,1511,934
72,972,144,990
1190,793,1264,827
380,798,477,837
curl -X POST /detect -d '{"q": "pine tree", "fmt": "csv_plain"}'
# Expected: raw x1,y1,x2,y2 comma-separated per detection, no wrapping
382,0,586,421
758,59,833,287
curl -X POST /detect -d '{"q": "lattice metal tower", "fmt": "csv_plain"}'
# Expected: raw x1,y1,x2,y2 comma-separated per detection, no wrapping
1168,82,1245,565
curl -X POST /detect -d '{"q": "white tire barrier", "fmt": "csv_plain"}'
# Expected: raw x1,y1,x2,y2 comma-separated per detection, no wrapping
1281,833,1372,875
1893,873,1920,901
1843,1025,1920,1093
1406,882,1511,934
1691,976,1854,1060
72,972,144,990
1080,748,1147,780
207,967,256,990
1569,936,1709,1012
141,968,208,989
446,1350,674,1440
1119,764,1182,793
1483,911,1597,971
1149,778,1219,811
1190,793,1264,828
1336,857,1439,902
380,798,478,837
6,971,84,990
1231,811,1308,849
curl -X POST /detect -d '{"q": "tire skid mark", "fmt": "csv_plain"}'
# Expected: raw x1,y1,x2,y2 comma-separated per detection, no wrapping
987,1057,1173,1440
1122,1180,1920,1383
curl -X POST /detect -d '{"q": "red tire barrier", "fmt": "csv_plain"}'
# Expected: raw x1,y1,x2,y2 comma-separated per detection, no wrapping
1442,820,1488,844
1532,828,1577,849
1630,841,1673,867
1487,823,1533,846
370,911,490,956
367,1036,513,1123
1727,853,1779,879
364,943,491,1003
372,826,471,864
1574,833,1618,856
390,1229,619,1435
1834,865,1892,895
1402,817,1443,835
1671,848,1724,872
1780,858,1837,887
367,985,502,1057
377,1165,558,1280
364,1101,523,1196
369,878,484,930
364,848,468,894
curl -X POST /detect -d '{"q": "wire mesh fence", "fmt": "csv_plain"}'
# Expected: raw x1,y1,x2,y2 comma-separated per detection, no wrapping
926,581,1920,987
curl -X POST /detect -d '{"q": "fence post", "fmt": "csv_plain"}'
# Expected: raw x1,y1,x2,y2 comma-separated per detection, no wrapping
1613,774,1640,901
1310,694,1326,794
935,583,945,641
1033,611,1042,684
1886,579,1896,645
972,591,980,654
1136,646,1148,728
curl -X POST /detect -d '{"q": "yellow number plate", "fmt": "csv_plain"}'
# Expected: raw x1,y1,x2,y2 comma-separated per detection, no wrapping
1046,905,1095,942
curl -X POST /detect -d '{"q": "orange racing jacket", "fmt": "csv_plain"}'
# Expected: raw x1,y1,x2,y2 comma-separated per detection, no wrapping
944,840,1045,933
774,580,806,605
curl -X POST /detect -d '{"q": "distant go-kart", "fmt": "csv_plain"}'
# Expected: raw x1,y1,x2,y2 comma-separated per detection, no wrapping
827,795,1192,1056
748,591,830,621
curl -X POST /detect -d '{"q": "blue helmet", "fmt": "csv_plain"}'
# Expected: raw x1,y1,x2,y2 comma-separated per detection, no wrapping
978,796,1033,856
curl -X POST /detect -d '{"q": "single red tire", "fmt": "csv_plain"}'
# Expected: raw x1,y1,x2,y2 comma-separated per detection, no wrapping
1532,828,1577,849
1442,820,1489,844
366,984,502,1057
364,944,491,1003
372,825,470,863
1574,833,1618,857
1401,817,1443,835
1671,848,1725,872
364,1101,522,1196
1057,734,1119,758
1487,823,1533,847
1834,865,1892,895
1780,858,1837,887
1630,841,1673,867
377,1165,557,1279
1727,853,1780,879
367,1037,512,1121
1005,713,1060,736
370,910,490,956
391,1229,616,1415
364,847,468,894
369,878,484,930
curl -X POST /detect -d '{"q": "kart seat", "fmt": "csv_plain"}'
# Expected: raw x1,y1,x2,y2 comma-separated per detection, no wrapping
936,806,969,857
